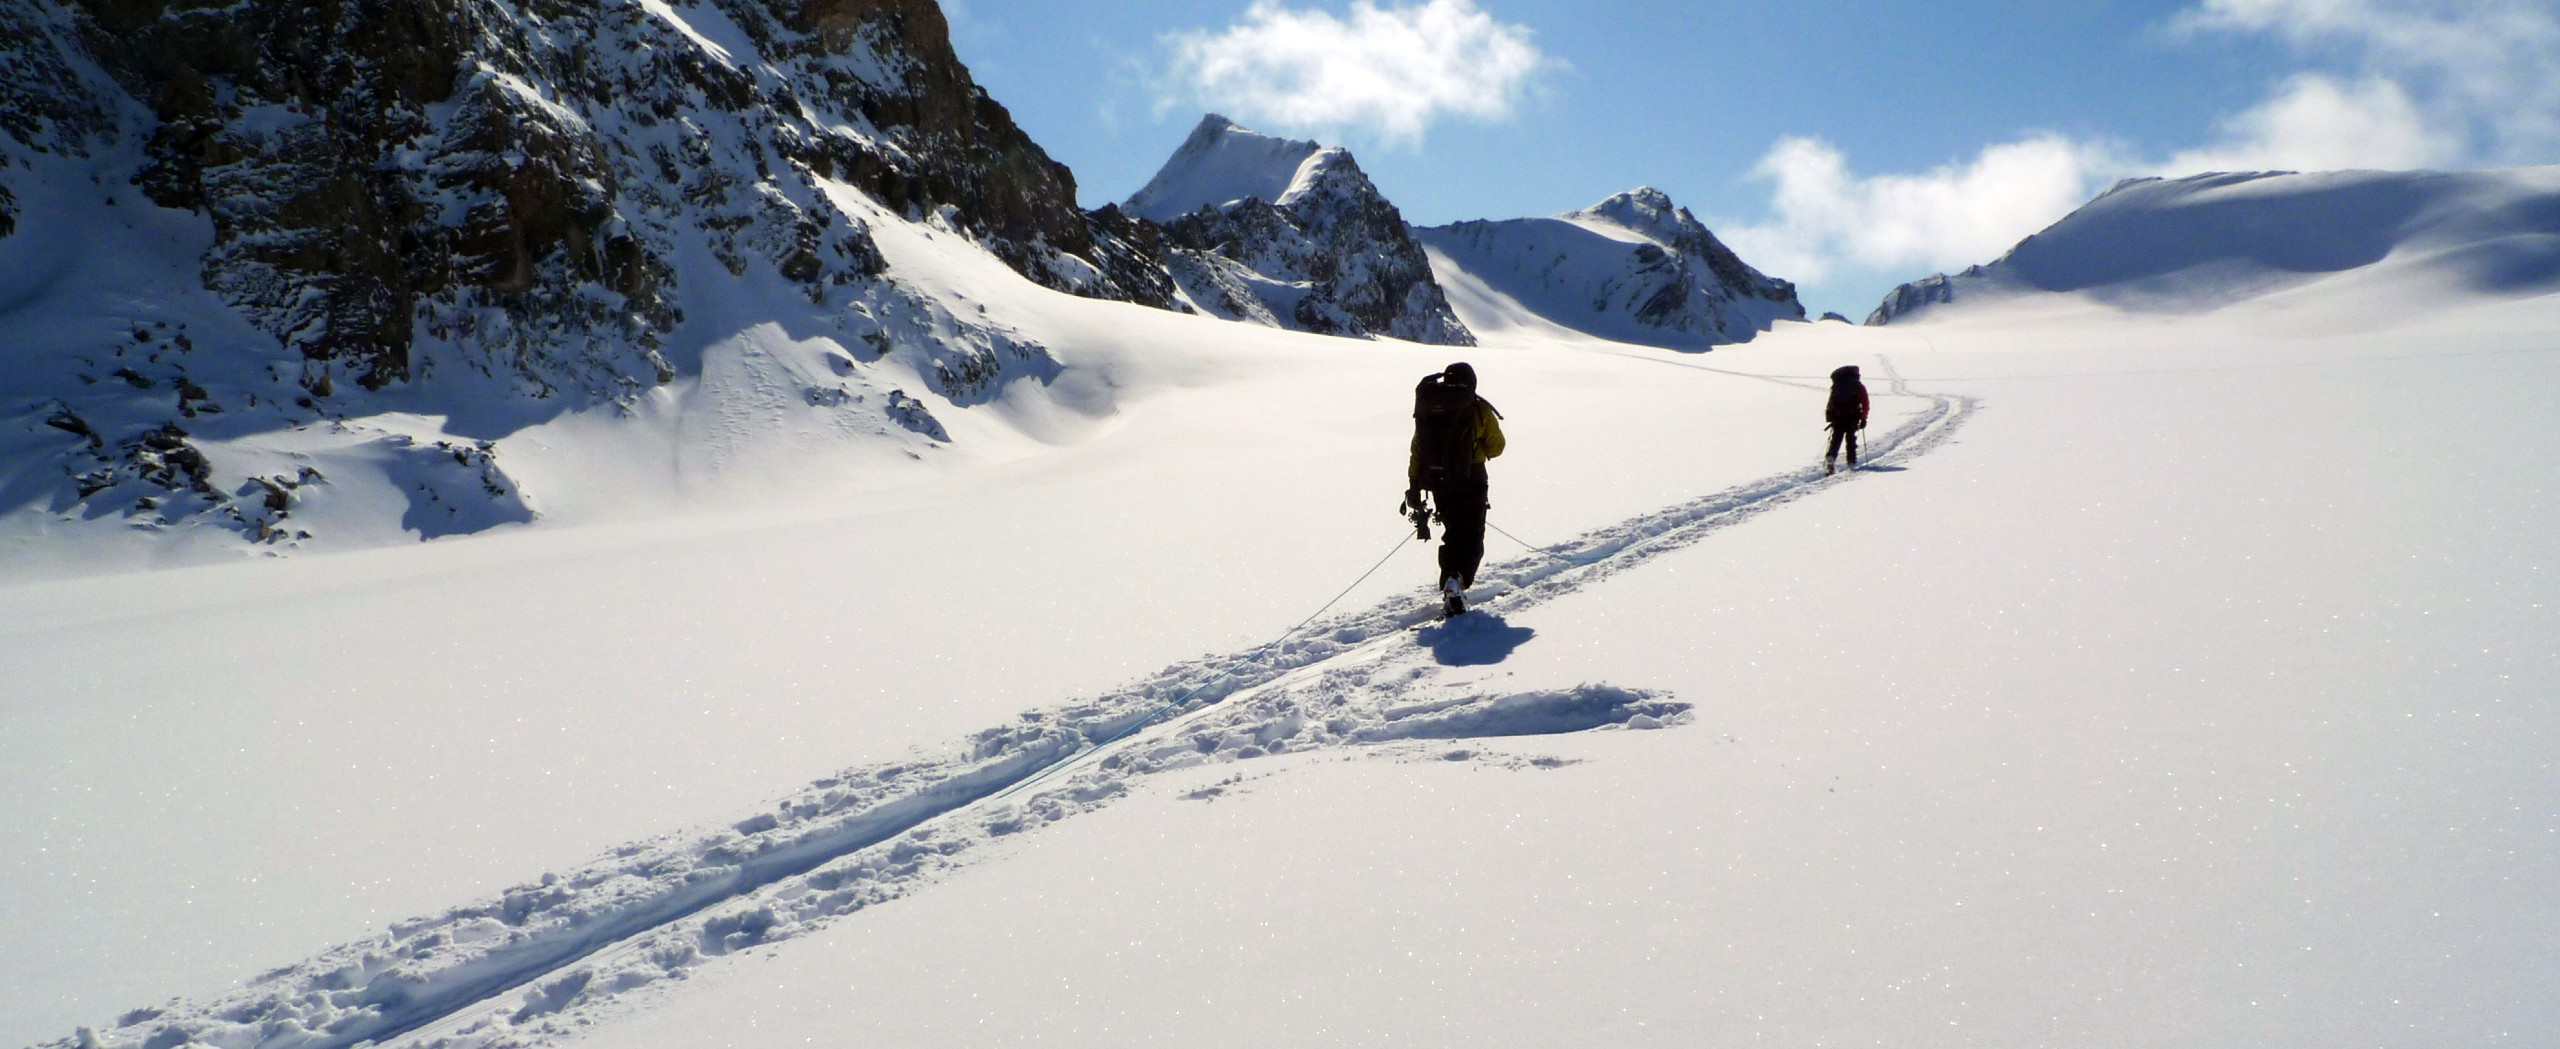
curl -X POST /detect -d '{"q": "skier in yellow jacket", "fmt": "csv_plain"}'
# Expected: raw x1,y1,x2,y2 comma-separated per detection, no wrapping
1404,362,1505,617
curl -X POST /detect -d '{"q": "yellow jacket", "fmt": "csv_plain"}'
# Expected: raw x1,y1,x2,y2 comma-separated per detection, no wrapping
1408,400,1505,484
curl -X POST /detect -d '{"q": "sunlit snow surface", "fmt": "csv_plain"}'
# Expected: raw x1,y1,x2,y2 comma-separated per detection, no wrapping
1872,166,2560,322
7,168,2560,1046
1121,114,1340,224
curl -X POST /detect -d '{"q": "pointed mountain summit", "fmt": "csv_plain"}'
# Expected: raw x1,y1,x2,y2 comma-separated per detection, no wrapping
1126,115,1472,345
1416,188,1803,349
1125,115,1332,223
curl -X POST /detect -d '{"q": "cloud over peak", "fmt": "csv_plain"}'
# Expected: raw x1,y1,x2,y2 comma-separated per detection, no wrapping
1159,0,1550,144
1727,0,2560,311
2175,0,2560,164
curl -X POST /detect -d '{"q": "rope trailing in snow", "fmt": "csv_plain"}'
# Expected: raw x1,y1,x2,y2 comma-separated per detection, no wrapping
1486,519,1577,565
1002,351,1949,804
996,528,1418,800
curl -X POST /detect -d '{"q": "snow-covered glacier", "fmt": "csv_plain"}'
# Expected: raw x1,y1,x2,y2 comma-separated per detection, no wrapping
1868,166,2560,323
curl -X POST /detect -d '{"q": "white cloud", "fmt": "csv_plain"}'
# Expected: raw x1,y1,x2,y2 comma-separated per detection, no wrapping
1723,135,2119,285
2163,73,2457,174
2175,0,2560,163
1159,0,1549,144
1723,0,2560,307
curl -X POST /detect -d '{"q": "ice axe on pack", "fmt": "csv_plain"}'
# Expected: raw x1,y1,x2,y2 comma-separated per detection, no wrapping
1401,488,1433,540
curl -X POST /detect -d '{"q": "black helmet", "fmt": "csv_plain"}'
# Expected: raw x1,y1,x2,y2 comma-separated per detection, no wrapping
1830,364,1860,383
1442,362,1477,389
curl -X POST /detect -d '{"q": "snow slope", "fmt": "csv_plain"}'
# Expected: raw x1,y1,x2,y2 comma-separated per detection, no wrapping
0,0,1169,578
569,269,2560,1049
1122,114,1333,224
1870,165,2560,322
8,169,2560,1049
1,150,1875,1046
1419,187,1804,349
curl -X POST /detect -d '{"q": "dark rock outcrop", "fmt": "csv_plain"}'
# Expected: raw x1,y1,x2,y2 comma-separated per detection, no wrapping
1865,268,1974,325
0,0,1197,542
1130,115,1471,345
17,0,1166,397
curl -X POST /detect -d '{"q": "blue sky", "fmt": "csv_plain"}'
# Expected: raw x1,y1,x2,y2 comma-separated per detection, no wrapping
944,0,2560,316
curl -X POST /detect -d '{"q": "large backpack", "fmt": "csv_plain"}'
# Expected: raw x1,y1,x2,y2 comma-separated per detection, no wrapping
1825,365,1864,427
1411,372,1480,489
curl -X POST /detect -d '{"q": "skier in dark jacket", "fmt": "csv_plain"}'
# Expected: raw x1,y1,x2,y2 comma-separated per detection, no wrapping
1825,364,1869,475
1404,362,1505,617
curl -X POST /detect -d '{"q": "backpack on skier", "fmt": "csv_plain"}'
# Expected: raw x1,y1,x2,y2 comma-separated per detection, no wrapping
1410,370,1482,491
1825,365,1868,430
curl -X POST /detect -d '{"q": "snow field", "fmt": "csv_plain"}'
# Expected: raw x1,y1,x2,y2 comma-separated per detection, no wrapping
0,207,1901,1045
556,295,2557,1047
9,146,2556,1048
20,327,1957,1049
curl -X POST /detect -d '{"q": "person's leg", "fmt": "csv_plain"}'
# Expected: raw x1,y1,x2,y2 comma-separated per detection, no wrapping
1435,483,1489,588
1846,427,1860,466
1826,426,1845,464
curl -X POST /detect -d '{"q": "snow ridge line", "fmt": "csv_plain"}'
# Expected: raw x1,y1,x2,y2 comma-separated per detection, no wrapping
56,379,1971,1049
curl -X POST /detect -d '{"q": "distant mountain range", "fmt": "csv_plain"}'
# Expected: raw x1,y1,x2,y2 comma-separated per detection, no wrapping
1120,114,1804,349
15,0,2547,563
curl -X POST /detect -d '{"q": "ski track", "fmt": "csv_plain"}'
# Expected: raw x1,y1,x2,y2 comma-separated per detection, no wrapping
50,367,1974,1049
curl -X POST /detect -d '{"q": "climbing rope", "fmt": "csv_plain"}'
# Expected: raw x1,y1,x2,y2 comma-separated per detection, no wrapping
997,527,1418,800
1487,519,1577,565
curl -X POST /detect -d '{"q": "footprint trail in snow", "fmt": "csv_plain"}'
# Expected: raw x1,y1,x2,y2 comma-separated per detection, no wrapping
52,373,1972,1049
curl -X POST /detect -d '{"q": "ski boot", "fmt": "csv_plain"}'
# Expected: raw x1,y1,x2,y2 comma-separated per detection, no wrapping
1441,576,1466,618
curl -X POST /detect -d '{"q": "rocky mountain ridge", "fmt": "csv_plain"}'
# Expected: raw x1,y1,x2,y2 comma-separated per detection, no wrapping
0,0,1175,550
0,0,1818,562
1128,114,1472,345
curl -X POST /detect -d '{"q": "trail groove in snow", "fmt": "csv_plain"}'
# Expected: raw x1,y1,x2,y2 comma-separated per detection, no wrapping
55,377,1969,1049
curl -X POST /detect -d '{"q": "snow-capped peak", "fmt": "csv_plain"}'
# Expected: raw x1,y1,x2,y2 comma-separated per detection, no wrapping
1568,186,1695,245
1123,114,1347,223
1414,183,1803,349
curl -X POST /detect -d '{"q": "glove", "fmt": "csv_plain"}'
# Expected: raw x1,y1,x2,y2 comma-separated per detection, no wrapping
1403,488,1424,513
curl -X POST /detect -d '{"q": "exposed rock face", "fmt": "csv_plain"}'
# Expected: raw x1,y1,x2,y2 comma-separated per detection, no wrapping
0,0,1178,544
786,0,1173,308
39,0,1160,394
1130,115,1472,345
1865,269,1973,325
1417,187,1803,348
0,0,120,238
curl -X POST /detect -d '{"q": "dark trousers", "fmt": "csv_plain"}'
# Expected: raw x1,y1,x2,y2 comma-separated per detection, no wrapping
1826,424,1860,464
1429,479,1488,588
